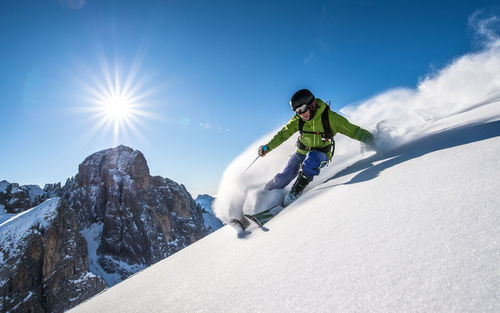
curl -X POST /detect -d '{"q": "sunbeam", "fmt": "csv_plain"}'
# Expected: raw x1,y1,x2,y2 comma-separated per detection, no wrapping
73,49,158,146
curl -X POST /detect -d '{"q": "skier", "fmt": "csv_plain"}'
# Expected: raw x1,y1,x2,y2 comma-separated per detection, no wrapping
259,89,374,206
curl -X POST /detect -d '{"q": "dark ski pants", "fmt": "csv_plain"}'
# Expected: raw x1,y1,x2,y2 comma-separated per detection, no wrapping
264,151,329,191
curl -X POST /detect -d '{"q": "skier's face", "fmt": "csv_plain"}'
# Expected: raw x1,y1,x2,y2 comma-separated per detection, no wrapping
299,109,311,121
298,101,316,121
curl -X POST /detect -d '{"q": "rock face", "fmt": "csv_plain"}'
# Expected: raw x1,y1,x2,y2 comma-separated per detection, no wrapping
0,199,107,313
0,180,62,214
65,145,208,284
0,145,209,312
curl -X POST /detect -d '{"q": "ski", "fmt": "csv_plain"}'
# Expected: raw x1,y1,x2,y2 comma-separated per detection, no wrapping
229,201,286,237
245,204,282,229
244,214,269,232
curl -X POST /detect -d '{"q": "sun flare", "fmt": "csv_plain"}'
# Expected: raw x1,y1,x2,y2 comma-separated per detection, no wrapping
75,52,157,144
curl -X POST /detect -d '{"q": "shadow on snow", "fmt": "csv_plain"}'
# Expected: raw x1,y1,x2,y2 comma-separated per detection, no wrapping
319,120,500,188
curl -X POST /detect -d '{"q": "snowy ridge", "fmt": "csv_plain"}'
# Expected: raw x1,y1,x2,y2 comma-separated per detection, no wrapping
0,198,60,262
0,181,45,201
0,180,62,214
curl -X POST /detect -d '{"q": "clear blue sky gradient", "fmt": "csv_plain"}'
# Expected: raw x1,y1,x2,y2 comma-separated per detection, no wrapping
1,0,499,196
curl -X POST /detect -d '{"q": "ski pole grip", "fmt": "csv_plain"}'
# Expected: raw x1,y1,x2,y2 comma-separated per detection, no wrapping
258,145,269,157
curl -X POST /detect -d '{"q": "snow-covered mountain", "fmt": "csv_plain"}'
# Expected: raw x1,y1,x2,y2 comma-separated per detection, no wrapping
0,196,106,313
0,146,210,312
70,41,500,313
0,180,61,214
195,194,224,232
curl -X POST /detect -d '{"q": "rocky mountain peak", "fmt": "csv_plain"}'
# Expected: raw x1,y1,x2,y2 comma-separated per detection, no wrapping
64,145,210,285
1,145,218,312
76,145,150,189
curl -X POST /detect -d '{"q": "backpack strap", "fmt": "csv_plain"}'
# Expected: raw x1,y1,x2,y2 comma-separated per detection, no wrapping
298,101,333,143
321,101,333,142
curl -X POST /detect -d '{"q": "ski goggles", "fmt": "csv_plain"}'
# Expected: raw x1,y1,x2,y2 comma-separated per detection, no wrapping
294,97,315,114
295,103,311,114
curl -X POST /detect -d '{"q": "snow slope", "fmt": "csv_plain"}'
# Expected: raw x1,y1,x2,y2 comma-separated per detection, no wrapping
70,118,499,313
71,35,500,313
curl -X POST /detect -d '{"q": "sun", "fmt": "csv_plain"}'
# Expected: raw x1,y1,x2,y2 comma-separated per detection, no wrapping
74,51,157,145
102,95,132,120
90,87,140,139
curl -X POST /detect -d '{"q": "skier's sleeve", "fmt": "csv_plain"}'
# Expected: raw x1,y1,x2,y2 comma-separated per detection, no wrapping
330,111,373,143
266,115,300,151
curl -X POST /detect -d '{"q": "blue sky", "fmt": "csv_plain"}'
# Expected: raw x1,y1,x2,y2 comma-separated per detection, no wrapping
0,0,499,196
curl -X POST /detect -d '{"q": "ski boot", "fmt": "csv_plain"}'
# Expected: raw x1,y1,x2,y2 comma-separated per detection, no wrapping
282,171,312,207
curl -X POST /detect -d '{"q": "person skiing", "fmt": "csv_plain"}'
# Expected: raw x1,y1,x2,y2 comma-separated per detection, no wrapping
258,88,374,206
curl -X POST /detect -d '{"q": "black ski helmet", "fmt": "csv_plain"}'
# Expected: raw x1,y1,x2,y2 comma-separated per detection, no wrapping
290,89,315,112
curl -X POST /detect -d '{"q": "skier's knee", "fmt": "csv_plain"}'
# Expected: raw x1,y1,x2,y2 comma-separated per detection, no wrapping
302,151,328,178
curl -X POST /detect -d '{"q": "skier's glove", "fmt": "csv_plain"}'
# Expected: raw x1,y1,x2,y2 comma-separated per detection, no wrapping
258,145,270,157
357,129,374,143
360,130,377,153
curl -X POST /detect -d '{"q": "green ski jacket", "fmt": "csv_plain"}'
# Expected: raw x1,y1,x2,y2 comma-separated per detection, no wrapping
266,99,373,159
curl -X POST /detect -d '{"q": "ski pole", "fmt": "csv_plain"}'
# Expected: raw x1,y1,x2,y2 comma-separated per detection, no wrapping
242,156,259,174
242,146,268,174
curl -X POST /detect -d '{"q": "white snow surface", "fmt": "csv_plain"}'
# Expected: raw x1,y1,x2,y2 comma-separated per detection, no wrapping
71,40,500,312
